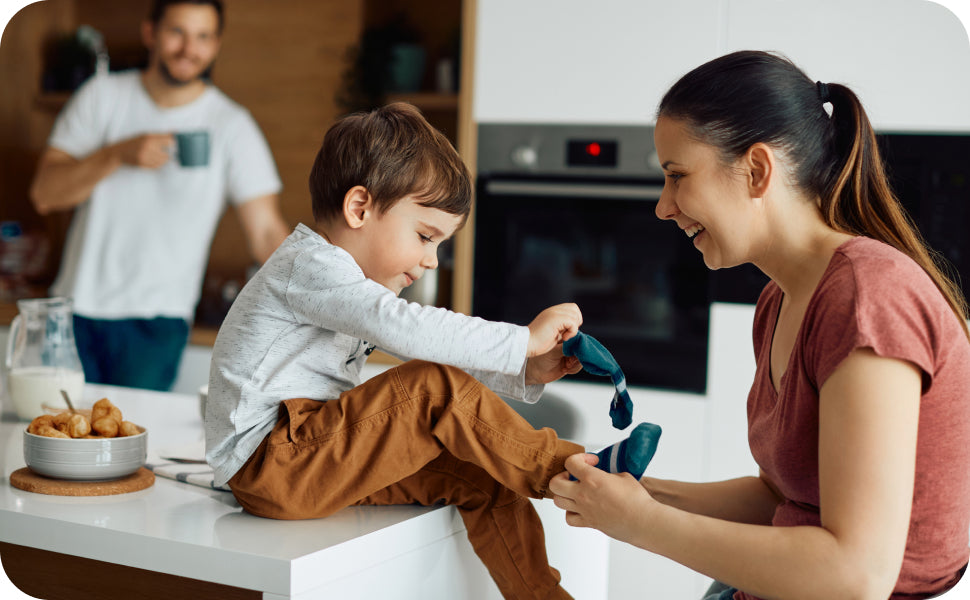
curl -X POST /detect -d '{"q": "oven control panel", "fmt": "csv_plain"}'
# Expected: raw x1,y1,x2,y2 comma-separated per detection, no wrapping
479,123,663,178
566,139,618,167
510,145,539,168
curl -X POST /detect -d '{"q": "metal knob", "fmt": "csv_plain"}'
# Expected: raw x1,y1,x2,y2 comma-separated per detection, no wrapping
510,145,538,169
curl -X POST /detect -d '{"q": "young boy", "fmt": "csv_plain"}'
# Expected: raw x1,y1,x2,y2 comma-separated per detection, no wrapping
206,103,635,599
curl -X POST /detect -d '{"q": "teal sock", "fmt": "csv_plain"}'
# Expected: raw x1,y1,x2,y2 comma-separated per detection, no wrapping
591,422,662,480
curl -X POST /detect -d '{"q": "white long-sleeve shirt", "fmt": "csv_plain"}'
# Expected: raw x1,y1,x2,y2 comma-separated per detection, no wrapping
206,224,538,486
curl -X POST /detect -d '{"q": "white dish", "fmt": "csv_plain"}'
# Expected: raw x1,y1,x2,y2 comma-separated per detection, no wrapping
23,427,147,481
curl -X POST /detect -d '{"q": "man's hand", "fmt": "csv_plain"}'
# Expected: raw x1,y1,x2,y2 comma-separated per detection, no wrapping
116,133,175,169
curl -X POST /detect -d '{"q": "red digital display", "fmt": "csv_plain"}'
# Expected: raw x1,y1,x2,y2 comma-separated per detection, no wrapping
567,139,618,167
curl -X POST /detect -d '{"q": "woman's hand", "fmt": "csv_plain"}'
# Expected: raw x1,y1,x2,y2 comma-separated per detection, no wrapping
549,453,659,547
525,343,582,385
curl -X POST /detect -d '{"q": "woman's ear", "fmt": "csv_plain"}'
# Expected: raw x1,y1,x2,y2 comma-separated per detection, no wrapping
342,186,372,229
744,143,774,198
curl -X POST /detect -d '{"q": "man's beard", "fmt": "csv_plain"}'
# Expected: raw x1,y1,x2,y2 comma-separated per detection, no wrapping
158,58,215,86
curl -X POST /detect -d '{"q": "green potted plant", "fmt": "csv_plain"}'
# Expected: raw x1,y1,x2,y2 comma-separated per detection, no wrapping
336,14,425,113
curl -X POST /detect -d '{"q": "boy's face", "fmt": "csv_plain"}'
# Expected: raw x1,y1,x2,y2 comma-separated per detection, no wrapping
350,195,464,296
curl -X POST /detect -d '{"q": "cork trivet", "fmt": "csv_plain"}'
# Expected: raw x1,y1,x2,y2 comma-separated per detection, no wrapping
9,467,155,496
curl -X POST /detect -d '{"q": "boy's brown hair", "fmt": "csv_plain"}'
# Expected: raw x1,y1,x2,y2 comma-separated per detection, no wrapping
309,102,472,225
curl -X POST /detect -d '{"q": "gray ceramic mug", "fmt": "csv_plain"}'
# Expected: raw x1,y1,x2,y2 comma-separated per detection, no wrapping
174,131,210,167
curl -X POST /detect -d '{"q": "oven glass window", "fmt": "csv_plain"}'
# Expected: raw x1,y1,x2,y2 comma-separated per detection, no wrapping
473,179,711,394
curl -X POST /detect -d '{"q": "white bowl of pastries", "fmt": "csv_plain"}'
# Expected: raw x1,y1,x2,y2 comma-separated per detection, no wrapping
23,398,147,481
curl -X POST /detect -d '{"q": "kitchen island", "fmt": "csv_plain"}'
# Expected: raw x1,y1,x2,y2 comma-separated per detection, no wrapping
0,384,607,600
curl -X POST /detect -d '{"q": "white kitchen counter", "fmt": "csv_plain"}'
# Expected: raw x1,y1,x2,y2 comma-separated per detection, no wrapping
0,383,609,600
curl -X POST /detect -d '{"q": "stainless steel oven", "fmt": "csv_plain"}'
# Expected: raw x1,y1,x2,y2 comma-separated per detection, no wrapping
472,123,711,394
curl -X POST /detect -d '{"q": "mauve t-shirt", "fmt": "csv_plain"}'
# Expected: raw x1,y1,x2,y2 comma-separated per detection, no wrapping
738,237,970,600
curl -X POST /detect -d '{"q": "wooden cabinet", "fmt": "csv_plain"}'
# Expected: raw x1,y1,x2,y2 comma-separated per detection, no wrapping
359,0,476,315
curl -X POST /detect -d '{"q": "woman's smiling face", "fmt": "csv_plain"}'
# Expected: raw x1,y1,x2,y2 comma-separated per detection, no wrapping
653,116,755,270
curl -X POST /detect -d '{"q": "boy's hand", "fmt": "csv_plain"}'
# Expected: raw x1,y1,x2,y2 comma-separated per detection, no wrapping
526,344,582,385
526,303,582,358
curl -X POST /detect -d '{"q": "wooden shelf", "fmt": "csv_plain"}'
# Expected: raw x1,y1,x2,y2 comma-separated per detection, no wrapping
0,287,50,326
189,326,219,347
33,91,72,113
0,301,19,326
386,92,458,111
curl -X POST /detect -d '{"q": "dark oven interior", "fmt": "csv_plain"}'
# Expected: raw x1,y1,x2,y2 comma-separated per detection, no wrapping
472,124,711,394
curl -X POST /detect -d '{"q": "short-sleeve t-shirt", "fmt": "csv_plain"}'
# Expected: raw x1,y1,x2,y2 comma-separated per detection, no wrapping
739,237,970,600
47,70,281,321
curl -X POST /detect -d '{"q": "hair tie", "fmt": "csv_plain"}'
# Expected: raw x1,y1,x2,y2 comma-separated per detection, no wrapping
816,81,831,104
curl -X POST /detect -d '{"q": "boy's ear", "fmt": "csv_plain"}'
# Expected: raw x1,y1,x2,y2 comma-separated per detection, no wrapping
744,143,774,198
343,186,372,229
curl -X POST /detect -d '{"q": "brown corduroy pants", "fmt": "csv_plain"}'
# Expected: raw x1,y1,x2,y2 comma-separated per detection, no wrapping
228,360,582,600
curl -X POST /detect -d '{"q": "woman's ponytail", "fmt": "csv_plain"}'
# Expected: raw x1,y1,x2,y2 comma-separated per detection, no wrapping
822,84,969,337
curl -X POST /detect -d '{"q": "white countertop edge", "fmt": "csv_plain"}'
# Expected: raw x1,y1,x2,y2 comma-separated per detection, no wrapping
0,500,469,596
289,504,466,595
0,511,291,593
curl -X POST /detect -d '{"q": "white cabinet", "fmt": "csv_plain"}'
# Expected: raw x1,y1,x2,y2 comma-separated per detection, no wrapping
706,303,758,482
171,344,213,395
475,0,970,130
723,0,970,131
474,0,721,124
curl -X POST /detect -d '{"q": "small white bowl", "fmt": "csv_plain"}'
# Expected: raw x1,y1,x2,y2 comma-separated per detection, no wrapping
23,427,148,481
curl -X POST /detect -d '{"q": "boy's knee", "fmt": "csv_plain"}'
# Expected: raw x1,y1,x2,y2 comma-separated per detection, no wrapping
394,360,479,393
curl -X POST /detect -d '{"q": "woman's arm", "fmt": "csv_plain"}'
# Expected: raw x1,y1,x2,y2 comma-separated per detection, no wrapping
643,472,781,525
551,347,920,600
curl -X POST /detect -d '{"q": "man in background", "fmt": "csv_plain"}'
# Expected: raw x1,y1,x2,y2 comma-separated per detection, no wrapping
30,0,289,391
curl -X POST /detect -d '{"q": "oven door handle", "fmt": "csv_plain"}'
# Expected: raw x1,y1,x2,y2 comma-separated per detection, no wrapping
484,180,664,201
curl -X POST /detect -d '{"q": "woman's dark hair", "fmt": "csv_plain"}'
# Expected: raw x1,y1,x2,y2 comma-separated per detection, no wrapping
149,0,225,33
658,50,969,337
309,102,472,225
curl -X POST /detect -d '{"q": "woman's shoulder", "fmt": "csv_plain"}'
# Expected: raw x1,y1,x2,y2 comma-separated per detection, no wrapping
832,236,927,279
823,236,936,300
811,236,960,350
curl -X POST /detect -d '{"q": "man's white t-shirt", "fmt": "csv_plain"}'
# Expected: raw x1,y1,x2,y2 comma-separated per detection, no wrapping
48,70,282,321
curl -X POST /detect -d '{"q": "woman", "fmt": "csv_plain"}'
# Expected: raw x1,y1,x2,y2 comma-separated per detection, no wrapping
550,50,970,600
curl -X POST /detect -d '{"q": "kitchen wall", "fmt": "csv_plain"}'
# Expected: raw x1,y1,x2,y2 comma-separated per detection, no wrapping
472,1,970,598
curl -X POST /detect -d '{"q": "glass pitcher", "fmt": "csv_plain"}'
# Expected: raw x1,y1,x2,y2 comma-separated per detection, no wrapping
4,297,85,421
